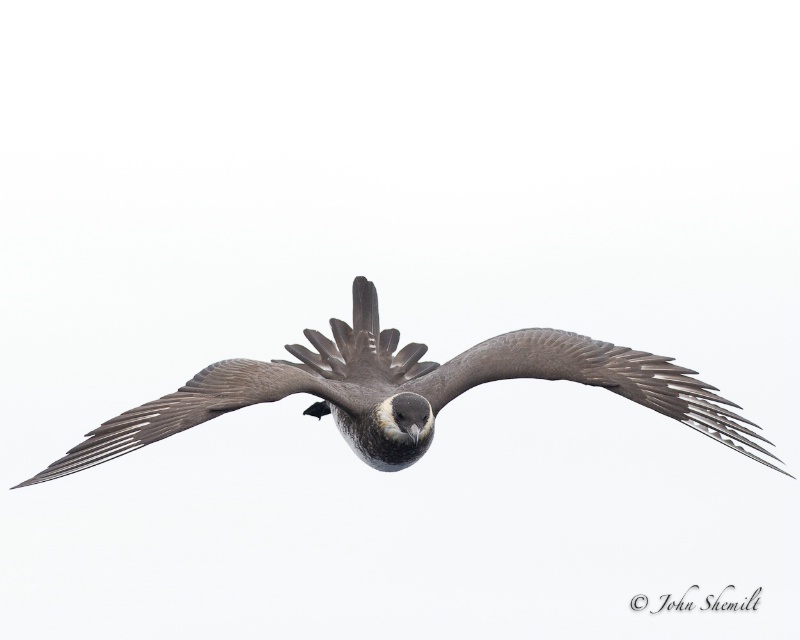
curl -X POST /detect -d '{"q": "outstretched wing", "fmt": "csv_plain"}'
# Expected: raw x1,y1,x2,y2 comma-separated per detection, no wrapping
13,359,358,488
401,328,791,477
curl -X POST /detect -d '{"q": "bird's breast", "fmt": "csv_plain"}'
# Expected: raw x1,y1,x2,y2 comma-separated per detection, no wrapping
330,405,432,472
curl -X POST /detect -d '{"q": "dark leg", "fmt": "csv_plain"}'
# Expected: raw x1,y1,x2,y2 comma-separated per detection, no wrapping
303,401,331,420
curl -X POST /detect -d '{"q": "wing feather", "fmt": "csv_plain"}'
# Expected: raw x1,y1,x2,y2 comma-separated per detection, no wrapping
12,359,356,488
402,328,791,477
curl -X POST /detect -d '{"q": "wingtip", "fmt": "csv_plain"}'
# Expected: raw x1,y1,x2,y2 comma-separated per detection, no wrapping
772,466,795,480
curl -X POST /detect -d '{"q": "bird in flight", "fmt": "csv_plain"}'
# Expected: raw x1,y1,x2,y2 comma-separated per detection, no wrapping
13,276,791,488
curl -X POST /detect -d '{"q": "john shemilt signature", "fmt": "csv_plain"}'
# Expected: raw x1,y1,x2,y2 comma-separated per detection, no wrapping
630,585,762,613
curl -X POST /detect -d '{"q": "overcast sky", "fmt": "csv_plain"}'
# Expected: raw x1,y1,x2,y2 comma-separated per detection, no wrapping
1,2,798,639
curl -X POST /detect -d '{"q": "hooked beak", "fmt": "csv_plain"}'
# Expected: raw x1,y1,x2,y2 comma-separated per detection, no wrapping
409,424,420,446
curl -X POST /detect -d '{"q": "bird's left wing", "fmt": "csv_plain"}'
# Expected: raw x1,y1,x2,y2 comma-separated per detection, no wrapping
401,328,791,477
13,359,359,488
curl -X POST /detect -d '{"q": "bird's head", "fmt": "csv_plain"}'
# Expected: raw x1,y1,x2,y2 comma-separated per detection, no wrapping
376,392,434,447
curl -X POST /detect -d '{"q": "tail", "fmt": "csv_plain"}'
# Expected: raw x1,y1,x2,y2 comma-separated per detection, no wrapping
352,276,380,338
275,277,439,383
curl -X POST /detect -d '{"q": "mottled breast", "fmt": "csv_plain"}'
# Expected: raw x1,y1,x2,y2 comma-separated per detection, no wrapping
330,404,434,472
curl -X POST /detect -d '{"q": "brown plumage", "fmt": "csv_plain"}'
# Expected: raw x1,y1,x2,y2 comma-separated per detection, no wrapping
12,276,791,488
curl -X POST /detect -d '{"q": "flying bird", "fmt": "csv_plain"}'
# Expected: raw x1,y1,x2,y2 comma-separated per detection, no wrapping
13,276,791,488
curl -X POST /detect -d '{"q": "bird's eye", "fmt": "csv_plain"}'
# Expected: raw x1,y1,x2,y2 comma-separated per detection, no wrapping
423,414,429,422
396,412,404,421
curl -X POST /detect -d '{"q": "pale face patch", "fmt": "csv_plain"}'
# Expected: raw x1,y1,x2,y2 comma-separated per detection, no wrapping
376,393,434,445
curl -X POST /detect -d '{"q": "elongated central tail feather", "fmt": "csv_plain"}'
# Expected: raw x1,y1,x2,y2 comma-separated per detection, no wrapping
352,276,380,339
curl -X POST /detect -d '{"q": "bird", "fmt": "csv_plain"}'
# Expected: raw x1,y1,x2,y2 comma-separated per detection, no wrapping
12,276,791,488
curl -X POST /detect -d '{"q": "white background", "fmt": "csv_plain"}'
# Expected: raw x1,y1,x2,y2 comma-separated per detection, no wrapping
1,2,797,638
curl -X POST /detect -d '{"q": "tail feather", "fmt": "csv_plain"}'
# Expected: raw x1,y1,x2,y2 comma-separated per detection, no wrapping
277,277,440,384
354,330,374,354
392,342,428,375
378,328,401,366
352,276,380,337
380,328,400,355
284,344,334,377
405,361,440,379
304,329,344,364
330,318,354,361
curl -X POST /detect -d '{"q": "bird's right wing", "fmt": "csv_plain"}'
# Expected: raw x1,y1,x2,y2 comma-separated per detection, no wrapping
13,359,358,488
401,328,790,477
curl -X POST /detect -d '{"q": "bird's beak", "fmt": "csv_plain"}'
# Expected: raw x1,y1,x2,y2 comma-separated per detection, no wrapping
409,424,420,446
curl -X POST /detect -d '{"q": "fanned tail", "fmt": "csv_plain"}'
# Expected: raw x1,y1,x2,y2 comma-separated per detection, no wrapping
274,277,439,385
